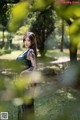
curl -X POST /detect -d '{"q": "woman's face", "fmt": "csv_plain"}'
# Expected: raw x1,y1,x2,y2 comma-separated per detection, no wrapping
23,37,31,48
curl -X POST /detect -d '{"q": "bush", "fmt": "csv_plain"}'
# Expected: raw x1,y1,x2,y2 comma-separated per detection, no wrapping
4,47,12,54
0,47,12,56
0,48,4,55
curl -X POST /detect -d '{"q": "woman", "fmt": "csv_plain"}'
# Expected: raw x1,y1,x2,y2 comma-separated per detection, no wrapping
17,32,37,120
17,32,37,73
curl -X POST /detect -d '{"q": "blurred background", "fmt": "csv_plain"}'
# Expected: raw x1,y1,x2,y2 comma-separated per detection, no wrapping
0,0,80,120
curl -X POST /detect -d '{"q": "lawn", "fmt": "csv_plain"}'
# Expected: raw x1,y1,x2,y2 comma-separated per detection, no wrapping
0,82,80,120
0,49,79,60
0,101,18,120
0,49,80,120
35,83,80,120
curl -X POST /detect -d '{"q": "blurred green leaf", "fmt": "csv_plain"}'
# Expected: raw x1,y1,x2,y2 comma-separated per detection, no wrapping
55,4,80,19
22,95,33,104
33,0,54,11
69,19,80,47
69,19,80,35
8,1,29,32
16,25,29,34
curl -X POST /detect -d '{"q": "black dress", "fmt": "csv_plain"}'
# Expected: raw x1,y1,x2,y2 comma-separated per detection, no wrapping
17,49,32,67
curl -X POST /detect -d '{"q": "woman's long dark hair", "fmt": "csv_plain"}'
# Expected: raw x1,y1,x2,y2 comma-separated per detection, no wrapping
23,32,37,57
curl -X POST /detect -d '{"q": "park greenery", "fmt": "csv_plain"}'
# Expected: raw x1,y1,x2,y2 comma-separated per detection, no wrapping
0,0,80,120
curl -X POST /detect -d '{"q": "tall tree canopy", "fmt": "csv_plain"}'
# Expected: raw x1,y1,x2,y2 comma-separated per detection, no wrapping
30,6,55,56
3,0,80,61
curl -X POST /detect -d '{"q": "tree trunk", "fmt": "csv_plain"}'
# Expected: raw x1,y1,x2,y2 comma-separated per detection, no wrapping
70,40,77,62
60,19,64,52
2,29,5,47
66,19,77,62
40,30,46,57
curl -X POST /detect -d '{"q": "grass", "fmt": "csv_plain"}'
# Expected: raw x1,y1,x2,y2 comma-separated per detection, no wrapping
0,50,22,60
0,49,79,60
0,71,18,120
35,83,80,120
0,83,80,120
46,49,80,58
0,101,18,120
0,49,80,120
46,49,69,58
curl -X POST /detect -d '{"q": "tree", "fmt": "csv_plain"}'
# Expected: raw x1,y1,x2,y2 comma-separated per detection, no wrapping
7,0,80,61
60,18,64,52
8,0,55,56
54,3,80,62
0,1,8,46
30,6,55,56
0,0,20,47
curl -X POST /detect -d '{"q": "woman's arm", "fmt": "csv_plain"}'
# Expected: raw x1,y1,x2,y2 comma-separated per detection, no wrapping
20,51,37,87
27,49,37,71
21,49,37,74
